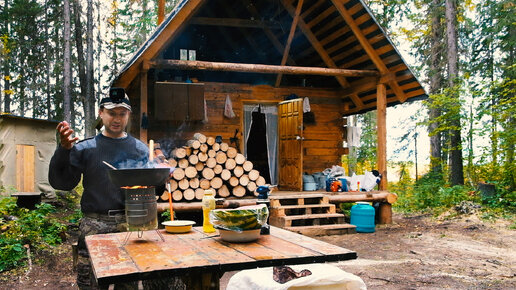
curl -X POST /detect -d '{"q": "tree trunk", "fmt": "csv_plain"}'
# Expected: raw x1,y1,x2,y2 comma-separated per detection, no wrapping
63,0,72,122
85,0,95,137
73,0,88,120
2,0,9,113
445,0,464,185
44,0,52,119
428,0,443,174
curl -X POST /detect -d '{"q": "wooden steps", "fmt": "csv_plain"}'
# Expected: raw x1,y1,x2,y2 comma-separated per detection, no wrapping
270,204,336,217
269,193,355,236
284,224,356,236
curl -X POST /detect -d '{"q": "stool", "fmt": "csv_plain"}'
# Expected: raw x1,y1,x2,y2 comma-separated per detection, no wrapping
227,263,366,290
11,192,42,209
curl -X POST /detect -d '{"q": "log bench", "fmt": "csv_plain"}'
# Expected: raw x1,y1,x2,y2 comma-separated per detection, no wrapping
11,192,42,209
156,190,397,224
326,191,397,224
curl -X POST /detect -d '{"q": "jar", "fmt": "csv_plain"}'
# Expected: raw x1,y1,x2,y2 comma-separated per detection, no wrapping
202,189,216,233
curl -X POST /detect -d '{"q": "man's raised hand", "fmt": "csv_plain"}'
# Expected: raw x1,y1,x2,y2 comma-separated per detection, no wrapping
56,121,79,149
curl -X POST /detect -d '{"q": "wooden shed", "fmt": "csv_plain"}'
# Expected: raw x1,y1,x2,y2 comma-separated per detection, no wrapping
0,114,58,199
114,0,427,192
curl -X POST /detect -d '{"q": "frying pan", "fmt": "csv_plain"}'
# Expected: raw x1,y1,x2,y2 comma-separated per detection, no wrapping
108,168,170,187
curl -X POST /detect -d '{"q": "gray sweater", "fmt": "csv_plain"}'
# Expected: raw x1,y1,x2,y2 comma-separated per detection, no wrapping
48,133,149,214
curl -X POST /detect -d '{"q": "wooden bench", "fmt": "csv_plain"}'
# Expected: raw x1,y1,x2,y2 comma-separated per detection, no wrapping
326,191,398,224
11,192,42,209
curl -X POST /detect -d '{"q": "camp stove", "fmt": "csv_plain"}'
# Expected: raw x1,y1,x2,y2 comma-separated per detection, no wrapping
111,186,164,244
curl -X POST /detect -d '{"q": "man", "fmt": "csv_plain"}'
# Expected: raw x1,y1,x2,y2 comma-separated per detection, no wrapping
49,88,147,289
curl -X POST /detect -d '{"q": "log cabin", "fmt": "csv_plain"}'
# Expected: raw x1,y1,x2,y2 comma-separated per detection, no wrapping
113,0,427,228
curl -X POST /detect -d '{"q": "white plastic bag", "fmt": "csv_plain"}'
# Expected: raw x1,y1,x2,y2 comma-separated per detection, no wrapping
224,94,236,118
349,171,380,191
227,263,367,290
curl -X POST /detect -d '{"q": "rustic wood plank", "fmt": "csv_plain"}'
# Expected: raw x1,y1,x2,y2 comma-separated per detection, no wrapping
377,83,387,190
270,226,356,256
114,0,205,88
275,0,304,87
241,0,297,66
150,59,378,77
139,70,148,143
16,145,35,192
331,0,407,102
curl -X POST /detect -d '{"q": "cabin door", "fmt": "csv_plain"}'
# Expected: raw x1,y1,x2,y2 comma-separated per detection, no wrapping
278,98,303,191
16,144,35,192
243,104,278,185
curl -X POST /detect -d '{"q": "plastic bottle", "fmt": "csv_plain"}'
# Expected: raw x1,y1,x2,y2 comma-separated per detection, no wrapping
202,189,216,233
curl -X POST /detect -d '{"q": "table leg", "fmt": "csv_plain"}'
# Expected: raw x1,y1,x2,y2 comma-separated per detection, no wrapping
181,270,222,290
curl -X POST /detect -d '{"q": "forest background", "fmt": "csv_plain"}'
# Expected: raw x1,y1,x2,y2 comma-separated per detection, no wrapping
0,0,514,214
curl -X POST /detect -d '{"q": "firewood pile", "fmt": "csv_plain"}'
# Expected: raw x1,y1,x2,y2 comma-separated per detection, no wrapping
160,133,266,202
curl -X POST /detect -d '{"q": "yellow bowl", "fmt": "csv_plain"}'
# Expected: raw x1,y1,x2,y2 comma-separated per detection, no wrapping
162,220,195,233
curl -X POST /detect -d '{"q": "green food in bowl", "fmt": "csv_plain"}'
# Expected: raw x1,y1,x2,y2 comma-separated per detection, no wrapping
210,205,269,231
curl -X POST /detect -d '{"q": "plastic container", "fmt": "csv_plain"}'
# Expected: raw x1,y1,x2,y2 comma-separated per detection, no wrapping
303,182,317,191
202,189,216,233
302,174,315,183
325,177,337,192
350,202,375,233
339,178,348,192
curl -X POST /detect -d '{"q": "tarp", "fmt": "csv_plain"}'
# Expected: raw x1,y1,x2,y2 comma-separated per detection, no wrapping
0,115,58,198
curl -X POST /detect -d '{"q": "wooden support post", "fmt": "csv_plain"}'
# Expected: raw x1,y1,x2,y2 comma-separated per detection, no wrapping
275,0,304,87
378,202,392,224
140,69,148,143
377,83,387,190
157,0,165,25
150,59,379,77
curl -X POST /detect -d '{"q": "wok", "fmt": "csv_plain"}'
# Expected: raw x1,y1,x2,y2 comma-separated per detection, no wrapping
108,168,170,187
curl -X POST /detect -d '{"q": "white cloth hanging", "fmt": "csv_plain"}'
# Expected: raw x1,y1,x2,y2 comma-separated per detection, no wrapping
224,94,236,118
303,97,311,113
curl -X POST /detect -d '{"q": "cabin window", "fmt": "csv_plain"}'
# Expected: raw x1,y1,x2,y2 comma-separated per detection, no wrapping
154,82,205,121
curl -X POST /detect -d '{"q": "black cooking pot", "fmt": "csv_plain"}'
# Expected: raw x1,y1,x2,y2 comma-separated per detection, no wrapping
108,168,170,187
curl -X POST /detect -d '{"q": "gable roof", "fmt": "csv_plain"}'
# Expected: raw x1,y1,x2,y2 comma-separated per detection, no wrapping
114,0,427,115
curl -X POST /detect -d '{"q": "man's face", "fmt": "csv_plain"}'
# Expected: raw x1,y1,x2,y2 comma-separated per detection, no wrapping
99,107,130,138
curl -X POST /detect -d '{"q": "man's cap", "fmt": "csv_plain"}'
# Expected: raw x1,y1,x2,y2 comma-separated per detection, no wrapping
100,87,131,111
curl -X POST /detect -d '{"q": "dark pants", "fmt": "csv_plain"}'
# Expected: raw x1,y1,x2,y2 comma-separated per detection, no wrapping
77,215,185,290
77,215,136,290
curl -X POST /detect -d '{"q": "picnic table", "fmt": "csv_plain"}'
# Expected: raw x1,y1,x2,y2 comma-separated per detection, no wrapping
86,226,357,288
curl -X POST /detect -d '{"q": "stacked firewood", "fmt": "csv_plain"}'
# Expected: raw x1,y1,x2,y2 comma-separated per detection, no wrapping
160,133,266,202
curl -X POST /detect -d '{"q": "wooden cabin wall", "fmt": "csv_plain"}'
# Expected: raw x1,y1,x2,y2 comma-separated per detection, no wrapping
130,80,346,174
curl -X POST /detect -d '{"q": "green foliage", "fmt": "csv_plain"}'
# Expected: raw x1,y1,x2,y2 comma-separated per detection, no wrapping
392,170,477,214
161,209,172,221
339,203,353,219
0,198,67,272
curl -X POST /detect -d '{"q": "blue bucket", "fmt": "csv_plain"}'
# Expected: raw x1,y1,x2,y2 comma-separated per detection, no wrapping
350,202,375,233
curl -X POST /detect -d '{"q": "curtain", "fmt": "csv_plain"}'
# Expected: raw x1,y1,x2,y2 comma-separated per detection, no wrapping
243,104,278,185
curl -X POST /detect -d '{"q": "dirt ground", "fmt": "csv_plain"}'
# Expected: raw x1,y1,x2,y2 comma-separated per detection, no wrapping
1,212,515,289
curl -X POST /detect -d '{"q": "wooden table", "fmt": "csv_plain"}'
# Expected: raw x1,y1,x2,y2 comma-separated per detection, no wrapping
86,226,357,288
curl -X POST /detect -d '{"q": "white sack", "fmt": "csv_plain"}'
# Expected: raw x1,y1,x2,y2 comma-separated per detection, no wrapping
349,172,380,191
227,263,367,290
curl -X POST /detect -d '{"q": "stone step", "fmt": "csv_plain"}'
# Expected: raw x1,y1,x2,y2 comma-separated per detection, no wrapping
270,213,345,228
284,224,356,236
270,204,336,217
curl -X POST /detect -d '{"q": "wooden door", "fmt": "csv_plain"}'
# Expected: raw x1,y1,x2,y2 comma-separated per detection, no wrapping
16,145,35,192
278,99,303,191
